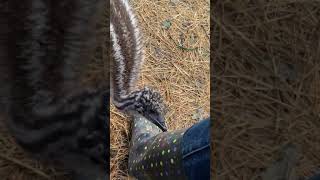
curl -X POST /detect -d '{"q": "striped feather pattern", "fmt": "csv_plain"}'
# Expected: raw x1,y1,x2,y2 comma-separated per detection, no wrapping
110,0,168,131
2,1,109,179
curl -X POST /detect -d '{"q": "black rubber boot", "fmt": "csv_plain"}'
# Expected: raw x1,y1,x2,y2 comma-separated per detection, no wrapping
128,114,187,180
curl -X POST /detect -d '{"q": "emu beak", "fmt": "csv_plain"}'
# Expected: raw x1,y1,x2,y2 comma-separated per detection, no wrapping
150,114,167,132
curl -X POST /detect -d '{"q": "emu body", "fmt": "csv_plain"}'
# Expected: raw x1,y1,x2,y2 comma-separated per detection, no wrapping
1,1,109,179
111,0,167,131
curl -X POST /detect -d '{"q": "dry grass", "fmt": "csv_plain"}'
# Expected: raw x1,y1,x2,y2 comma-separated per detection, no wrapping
110,0,210,179
212,0,320,179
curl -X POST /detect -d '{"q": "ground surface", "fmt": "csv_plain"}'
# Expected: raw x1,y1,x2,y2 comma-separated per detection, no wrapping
110,0,210,179
212,1,320,179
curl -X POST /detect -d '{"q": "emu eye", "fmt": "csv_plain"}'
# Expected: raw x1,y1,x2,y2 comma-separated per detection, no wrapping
150,109,157,114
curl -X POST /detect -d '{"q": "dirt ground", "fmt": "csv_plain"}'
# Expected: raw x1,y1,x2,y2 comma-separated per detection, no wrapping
212,1,320,179
110,0,210,179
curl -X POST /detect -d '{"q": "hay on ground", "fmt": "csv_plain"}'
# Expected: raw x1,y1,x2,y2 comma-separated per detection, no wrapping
110,0,210,179
212,1,320,179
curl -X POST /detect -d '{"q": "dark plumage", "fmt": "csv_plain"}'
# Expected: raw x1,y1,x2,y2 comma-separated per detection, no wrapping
115,87,168,131
1,0,109,179
110,0,168,131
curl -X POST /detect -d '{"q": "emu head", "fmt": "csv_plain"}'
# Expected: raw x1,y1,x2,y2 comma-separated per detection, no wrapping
114,87,168,131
